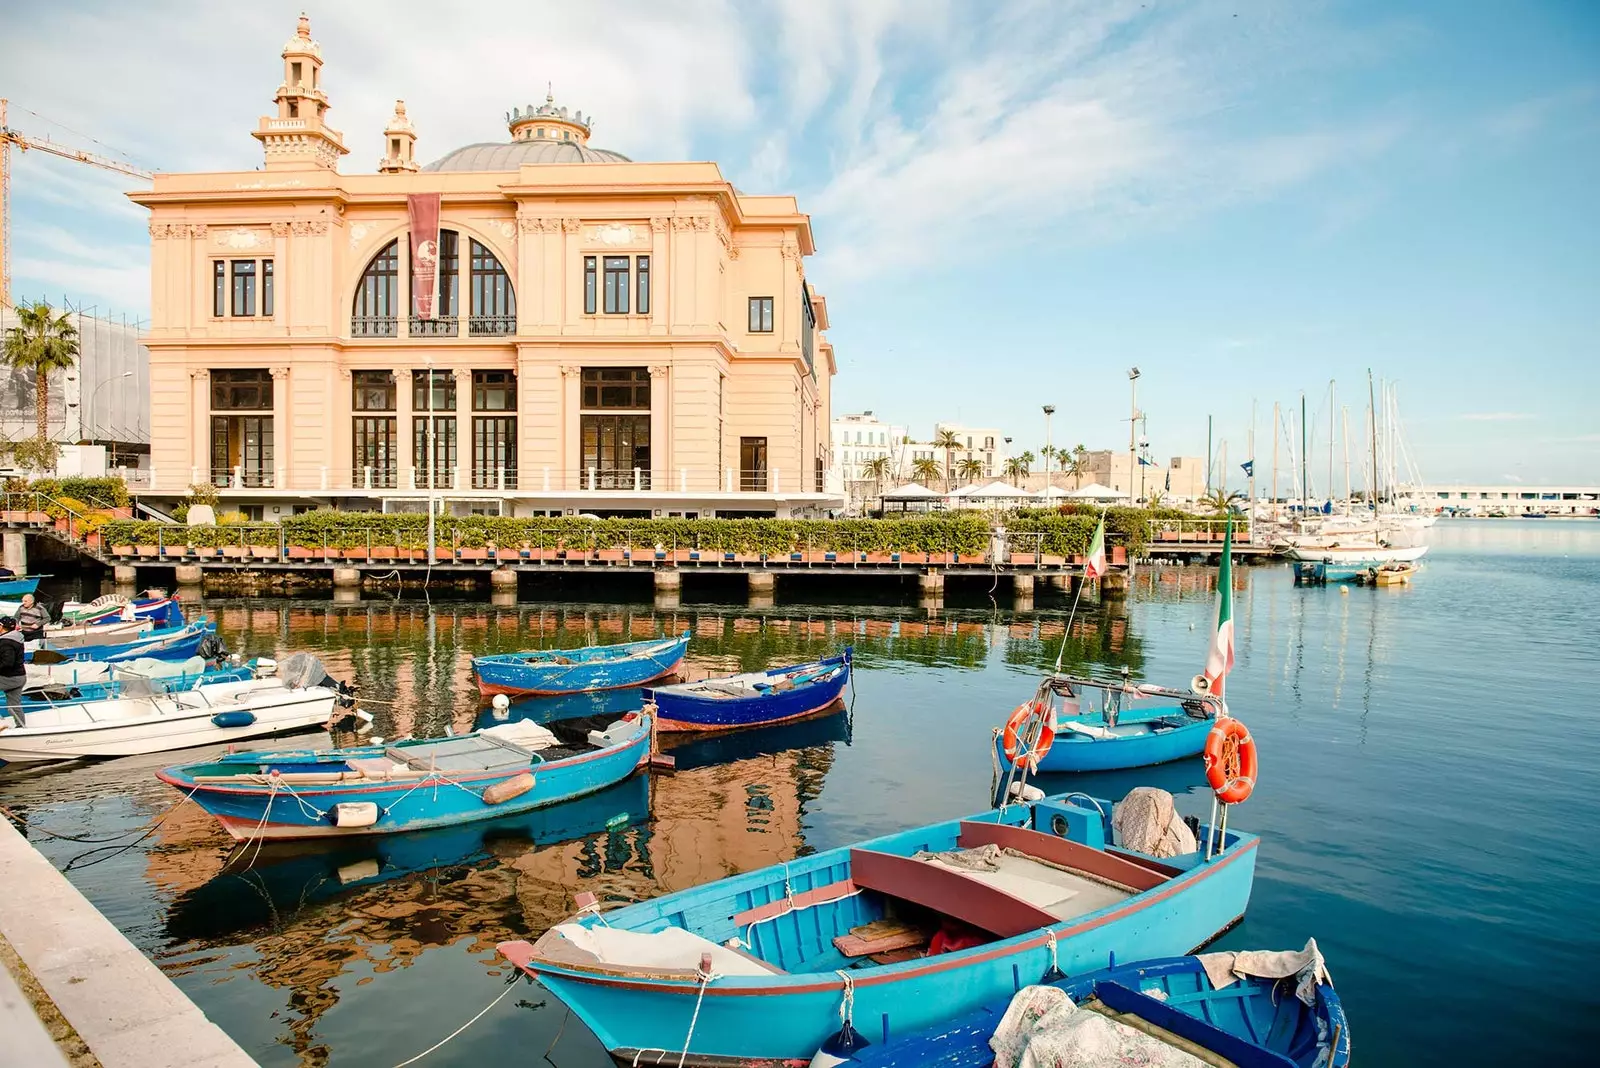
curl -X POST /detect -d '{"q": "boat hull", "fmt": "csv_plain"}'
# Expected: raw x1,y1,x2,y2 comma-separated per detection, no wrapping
648,655,851,733
0,576,41,598
1282,544,1428,564
1001,713,1213,773
506,798,1258,1065
160,717,653,841
0,688,335,763
472,633,691,698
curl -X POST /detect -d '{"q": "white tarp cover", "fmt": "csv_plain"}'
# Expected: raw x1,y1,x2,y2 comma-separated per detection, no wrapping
277,652,332,690
551,924,774,977
1199,938,1331,1007
1112,787,1197,859
881,482,943,499
990,985,1203,1068
481,720,559,751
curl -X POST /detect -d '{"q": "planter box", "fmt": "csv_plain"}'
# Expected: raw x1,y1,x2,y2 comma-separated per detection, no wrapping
344,548,371,560
458,547,489,562
286,546,315,560
221,546,249,560
596,549,627,562
136,545,160,558
1041,554,1066,567
250,546,279,560
370,545,400,560
1011,553,1038,566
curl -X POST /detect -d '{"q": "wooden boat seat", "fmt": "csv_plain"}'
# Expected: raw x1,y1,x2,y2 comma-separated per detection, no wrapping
833,919,928,958
386,734,533,773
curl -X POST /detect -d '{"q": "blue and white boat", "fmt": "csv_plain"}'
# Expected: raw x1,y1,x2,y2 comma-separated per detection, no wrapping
645,651,851,733
842,943,1347,1067
496,789,1257,1065
32,619,218,664
23,656,256,704
160,711,653,841
996,676,1222,774
472,631,690,698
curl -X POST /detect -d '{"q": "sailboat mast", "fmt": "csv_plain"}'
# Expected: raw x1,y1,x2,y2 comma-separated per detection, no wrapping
1248,399,1257,533
1368,370,1379,509
1300,392,1308,516
1272,401,1280,515
1342,405,1352,506
1328,379,1336,510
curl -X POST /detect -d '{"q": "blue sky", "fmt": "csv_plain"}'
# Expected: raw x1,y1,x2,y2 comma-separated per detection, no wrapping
4,0,1596,484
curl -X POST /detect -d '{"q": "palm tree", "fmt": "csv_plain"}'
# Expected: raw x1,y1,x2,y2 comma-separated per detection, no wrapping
862,455,893,501
957,456,985,483
911,456,942,486
1200,487,1246,515
1003,455,1030,480
931,429,961,490
1066,443,1089,489
3,300,79,447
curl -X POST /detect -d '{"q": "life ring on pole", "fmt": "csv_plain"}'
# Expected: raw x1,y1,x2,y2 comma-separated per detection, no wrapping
1203,719,1257,804
1003,700,1055,766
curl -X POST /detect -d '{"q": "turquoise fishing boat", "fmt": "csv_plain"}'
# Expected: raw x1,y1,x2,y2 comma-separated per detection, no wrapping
995,675,1222,774
497,789,1257,1065
159,712,652,841
471,631,690,698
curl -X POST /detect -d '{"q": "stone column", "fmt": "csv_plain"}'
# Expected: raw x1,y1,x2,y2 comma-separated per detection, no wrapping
271,366,290,489
2,533,26,575
561,365,582,490
649,365,670,490
189,370,209,486
649,217,669,335
396,367,415,489
453,367,473,490
1012,573,1034,597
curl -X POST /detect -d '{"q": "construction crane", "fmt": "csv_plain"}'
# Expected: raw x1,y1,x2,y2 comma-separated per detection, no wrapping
0,98,154,309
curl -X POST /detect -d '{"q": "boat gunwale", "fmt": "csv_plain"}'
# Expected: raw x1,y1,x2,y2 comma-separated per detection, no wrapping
0,688,338,739
505,821,1259,998
646,653,849,701
472,631,691,669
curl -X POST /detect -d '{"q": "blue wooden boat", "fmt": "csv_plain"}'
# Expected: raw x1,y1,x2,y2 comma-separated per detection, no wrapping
497,790,1258,1065
23,659,255,704
163,772,651,943
472,631,690,698
645,650,851,732
31,620,218,665
842,946,1347,1067
159,711,653,841
997,676,1222,775
473,685,646,730
0,575,41,598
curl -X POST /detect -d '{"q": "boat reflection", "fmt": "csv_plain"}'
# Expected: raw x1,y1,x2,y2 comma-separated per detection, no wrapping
164,772,650,944
472,685,648,729
656,701,851,771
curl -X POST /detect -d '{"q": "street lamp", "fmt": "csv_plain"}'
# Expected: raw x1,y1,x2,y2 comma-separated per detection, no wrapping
1126,368,1140,499
1042,405,1055,495
85,371,135,440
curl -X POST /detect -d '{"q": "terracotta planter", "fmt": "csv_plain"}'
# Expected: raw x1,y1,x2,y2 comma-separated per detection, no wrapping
136,544,160,558
458,547,488,562
286,546,314,560
1011,553,1038,566
221,546,249,559
596,549,627,562
370,545,400,560
250,546,278,560
1041,554,1066,567
343,548,370,560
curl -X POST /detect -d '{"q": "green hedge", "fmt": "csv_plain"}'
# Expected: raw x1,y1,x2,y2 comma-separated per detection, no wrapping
100,512,998,555
28,477,131,509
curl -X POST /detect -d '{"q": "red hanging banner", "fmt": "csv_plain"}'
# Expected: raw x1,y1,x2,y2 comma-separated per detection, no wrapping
407,192,442,319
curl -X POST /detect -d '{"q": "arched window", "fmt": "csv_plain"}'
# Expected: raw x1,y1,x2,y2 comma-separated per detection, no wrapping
351,239,399,336
469,240,516,336
410,229,459,337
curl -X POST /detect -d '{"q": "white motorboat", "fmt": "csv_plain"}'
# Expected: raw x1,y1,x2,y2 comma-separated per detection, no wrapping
27,618,154,651
1282,543,1429,564
0,675,344,763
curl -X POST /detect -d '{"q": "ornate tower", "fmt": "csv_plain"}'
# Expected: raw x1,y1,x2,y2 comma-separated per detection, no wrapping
252,14,348,170
505,91,592,145
377,100,418,173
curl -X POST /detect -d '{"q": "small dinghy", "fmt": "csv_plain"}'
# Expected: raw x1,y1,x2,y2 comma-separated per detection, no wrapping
644,650,851,732
23,655,259,704
0,653,350,763
495,788,1258,1065
840,941,1347,1067
30,620,219,665
1369,561,1417,586
161,711,653,841
471,631,690,697
0,574,41,598
996,675,1222,774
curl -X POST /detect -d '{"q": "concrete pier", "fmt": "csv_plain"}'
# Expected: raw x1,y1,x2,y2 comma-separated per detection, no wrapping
747,571,775,595
489,567,517,590
113,564,138,585
1101,571,1130,597
332,567,361,589
490,589,518,607
654,569,682,592
0,816,256,1067
1047,573,1072,592
1012,573,1035,597
2,532,26,576
174,564,204,587
918,571,944,597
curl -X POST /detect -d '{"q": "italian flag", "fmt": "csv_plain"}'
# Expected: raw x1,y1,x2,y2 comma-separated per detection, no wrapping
1083,515,1107,580
1203,518,1235,697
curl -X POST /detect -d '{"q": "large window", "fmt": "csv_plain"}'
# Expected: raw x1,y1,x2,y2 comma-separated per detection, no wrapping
412,369,457,412
473,416,517,489
583,256,597,314
213,259,273,318
472,370,516,412
353,417,397,488
413,416,457,490
263,260,274,317
800,284,815,375
749,297,774,333
636,255,650,315
352,370,396,412
580,367,650,488
231,260,256,317
410,229,459,337
740,437,768,492
210,369,274,487
469,239,516,335
603,256,630,314
352,239,399,336
213,262,226,317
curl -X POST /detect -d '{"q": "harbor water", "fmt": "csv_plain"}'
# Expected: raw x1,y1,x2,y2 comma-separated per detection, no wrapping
2,519,1596,1066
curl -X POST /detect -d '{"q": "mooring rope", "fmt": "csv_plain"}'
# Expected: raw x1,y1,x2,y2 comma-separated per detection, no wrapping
389,977,521,1067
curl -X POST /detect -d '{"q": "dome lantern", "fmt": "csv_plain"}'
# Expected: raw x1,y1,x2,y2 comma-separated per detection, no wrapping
506,89,591,145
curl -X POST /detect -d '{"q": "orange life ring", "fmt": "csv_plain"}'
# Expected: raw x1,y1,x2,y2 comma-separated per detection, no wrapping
1203,718,1257,804
1003,700,1055,766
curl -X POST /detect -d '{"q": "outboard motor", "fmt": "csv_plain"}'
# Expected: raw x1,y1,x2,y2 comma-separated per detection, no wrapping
197,634,228,663
277,651,357,707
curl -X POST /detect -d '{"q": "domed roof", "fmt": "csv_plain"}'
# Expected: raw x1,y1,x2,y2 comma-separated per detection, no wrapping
423,139,630,171
422,93,630,171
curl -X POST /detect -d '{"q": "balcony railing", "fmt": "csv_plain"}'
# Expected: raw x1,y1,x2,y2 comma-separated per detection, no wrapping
409,316,459,337
470,466,519,490
212,467,275,489
351,466,399,490
351,316,398,338
468,315,517,337
149,464,833,497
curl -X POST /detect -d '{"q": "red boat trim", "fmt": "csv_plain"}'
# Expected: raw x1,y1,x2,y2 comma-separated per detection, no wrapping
504,837,1258,998
653,696,844,734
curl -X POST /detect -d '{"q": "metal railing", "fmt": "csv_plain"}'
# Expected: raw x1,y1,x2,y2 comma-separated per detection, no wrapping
121,465,843,496
468,316,517,337
1146,516,1253,545
350,316,398,338
408,316,459,337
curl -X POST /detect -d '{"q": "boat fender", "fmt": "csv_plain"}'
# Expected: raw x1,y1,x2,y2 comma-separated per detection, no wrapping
809,1023,870,1068
330,802,381,828
490,694,511,721
1006,782,1045,803
1203,718,1258,805
482,772,537,805
1001,700,1055,767
211,710,257,729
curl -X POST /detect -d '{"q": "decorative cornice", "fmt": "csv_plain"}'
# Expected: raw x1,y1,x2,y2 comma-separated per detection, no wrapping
188,368,210,380
671,216,695,232
270,366,291,380
650,217,669,233
780,239,802,262
290,219,329,236
648,365,669,379
271,222,292,237
691,216,712,232
560,365,582,378
337,367,353,380
560,218,582,234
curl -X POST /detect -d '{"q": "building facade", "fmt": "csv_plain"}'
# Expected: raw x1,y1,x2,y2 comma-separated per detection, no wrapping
131,17,837,519
1396,484,1599,516
829,411,905,481
931,422,1008,481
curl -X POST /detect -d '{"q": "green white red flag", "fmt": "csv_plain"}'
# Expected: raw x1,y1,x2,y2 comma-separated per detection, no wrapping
1083,516,1107,579
1203,518,1235,698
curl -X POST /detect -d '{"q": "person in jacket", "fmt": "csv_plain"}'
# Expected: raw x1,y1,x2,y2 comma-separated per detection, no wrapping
0,616,27,720
16,594,49,643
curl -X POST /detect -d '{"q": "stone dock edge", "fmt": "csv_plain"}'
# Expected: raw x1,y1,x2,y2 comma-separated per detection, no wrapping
0,813,258,1068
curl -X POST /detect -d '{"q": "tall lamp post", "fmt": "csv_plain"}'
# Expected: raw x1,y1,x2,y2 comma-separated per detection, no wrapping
1042,405,1055,497
1126,367,1141,499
